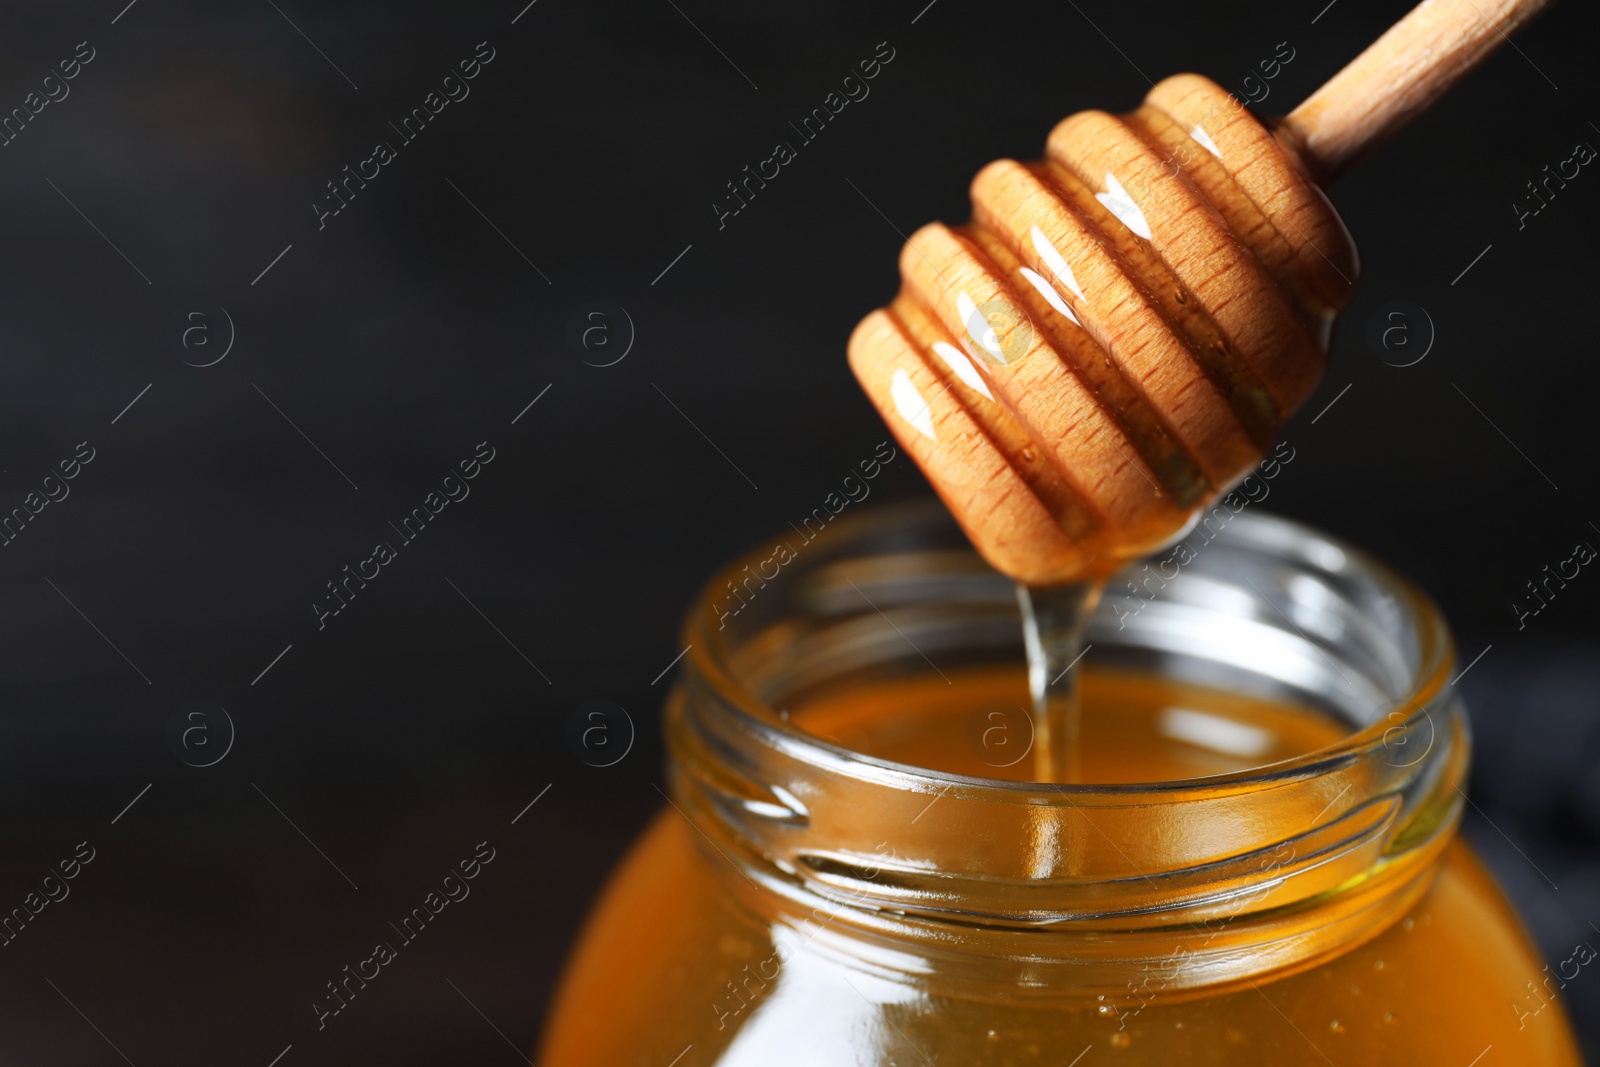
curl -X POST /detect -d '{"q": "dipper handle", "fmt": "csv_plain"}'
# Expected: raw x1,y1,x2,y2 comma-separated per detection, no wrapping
1282,0,1557,182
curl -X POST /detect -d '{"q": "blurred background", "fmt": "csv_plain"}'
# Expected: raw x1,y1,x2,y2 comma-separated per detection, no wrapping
0,0,1595,1062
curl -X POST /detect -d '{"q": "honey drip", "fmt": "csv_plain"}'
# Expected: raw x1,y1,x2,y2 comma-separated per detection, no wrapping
1016,580,1103,783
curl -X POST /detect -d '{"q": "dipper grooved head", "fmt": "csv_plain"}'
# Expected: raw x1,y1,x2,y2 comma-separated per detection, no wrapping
850,76,1355,585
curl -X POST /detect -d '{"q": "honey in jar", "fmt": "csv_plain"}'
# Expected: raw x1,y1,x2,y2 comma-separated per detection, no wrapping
539,503,1583,1066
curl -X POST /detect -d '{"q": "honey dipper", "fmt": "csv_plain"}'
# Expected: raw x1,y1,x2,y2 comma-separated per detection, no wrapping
846,0,1554,781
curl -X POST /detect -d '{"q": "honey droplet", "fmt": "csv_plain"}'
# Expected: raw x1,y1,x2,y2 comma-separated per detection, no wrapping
1373,959,1386,971
1384,1013,1396,1024
1111,1032,1131,1049
1021,447,1037,463
987,1030,999,1042
1330,1021,1345,1034
1401,917,1414,931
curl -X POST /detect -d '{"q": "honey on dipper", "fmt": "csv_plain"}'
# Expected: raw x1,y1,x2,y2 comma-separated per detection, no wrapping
539,2,1585,1064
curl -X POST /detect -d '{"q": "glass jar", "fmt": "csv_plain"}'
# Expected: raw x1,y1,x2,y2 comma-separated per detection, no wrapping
540,501,1582,1066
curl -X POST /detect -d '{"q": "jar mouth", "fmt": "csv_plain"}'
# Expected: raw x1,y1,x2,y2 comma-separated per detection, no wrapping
684,499,1454,797
666,499,1467,991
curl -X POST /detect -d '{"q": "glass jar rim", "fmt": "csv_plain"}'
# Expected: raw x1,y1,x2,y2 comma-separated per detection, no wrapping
665,500,1467,992
682,499,1455,799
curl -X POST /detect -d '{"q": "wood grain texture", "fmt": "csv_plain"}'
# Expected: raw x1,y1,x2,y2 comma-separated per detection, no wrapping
848,75,1355,585
1282,0,1557,181
849,0,1553,586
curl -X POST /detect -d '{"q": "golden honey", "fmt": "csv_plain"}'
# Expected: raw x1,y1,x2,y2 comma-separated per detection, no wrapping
539,506,1583,1065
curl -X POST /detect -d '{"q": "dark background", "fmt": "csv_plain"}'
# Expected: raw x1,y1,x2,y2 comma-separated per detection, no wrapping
0,0,1596,1063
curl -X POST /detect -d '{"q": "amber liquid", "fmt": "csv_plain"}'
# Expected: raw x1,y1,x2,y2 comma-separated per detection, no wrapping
797,665,1348,783
541,668,1585,1066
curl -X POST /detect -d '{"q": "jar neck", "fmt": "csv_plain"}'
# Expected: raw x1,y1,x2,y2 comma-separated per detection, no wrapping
667,504,1466,994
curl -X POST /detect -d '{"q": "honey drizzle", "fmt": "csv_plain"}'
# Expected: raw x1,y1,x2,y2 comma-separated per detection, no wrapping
1016,580,1104,783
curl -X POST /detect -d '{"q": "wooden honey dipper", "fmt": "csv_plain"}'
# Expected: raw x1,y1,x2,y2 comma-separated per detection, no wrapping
846,0,1553,782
